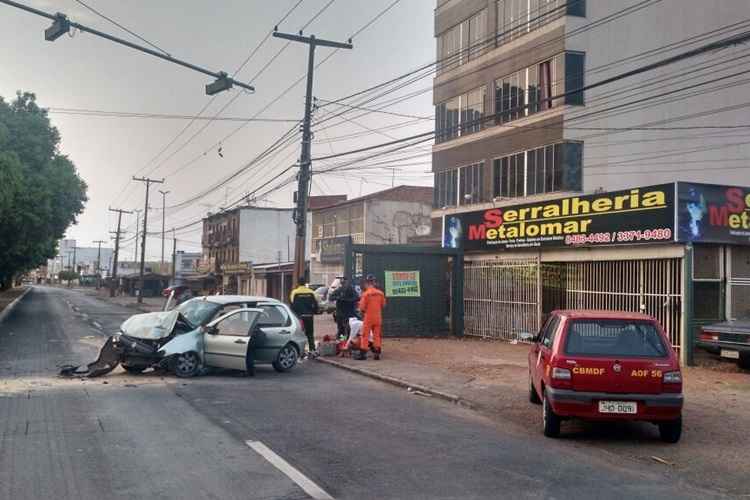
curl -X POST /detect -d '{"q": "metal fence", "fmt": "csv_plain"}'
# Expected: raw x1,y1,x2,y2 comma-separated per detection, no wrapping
463,258,540,340
463,257,684,350
563,259,683,349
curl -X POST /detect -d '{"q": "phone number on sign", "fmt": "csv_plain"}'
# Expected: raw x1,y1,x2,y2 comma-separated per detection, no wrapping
565,228,673,245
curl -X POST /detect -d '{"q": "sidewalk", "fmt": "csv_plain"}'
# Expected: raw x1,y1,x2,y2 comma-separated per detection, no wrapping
317,336,750,496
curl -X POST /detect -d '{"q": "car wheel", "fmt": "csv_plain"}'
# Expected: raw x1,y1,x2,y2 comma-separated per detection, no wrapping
122,364,146,374
542,392,561,438
173,352,201,378
529,376,542,404
658,417,682,443
273,344,299,373
738,352,750,370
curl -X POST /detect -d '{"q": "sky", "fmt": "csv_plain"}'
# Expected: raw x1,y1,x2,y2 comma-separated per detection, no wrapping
0,0,436,260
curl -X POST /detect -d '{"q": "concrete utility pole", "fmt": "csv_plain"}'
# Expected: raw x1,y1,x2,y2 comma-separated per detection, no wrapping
171,228,177,284
93,240,106,289
133,208,142,263
158,190,170,267
109,207,132,297
272,29,352,283
133,177,164,303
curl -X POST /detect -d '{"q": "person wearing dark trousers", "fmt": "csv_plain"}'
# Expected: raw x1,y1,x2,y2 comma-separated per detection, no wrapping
290,277,319,357
330,277,359,339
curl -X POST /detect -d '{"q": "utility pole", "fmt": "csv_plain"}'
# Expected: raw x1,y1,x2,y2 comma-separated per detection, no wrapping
133,208,142,263
109,207,132,297
72,245,78,274
158,189,170,267
172,228,177,284
93,240,106,289
133,177,164,303
272,29,352,283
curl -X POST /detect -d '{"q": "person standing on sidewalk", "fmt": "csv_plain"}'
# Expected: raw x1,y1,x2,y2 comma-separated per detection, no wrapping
357,274,386,360
330,277,359,339
290,277,319,357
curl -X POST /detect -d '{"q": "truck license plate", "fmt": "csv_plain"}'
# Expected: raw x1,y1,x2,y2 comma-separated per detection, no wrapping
598,401,637,414
721,349,740,360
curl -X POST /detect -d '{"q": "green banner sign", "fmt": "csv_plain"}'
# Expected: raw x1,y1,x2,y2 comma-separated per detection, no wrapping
385,271,421,297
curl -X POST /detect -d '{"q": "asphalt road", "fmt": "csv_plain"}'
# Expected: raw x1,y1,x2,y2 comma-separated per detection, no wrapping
0,287,728,499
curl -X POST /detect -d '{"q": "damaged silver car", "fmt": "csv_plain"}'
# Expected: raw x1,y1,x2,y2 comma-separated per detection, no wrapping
60,296,308,378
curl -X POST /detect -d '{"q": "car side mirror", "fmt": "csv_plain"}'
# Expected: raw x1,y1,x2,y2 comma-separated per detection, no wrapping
204,325,218,335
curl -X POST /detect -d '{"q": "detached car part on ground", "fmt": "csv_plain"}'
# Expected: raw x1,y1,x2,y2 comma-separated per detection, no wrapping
60,296,308,378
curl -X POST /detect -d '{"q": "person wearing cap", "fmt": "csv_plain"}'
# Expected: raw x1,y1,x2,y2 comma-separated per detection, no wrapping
357,274,386,360
290,277,319,357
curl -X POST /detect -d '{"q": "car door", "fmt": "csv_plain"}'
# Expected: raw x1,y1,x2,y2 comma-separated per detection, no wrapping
203,309,261,370
254,303,294,363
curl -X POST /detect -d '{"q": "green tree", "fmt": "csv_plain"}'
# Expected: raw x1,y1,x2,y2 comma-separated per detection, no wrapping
0,92,87,289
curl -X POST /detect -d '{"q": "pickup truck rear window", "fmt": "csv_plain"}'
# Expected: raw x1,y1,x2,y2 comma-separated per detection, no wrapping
564,320,668,358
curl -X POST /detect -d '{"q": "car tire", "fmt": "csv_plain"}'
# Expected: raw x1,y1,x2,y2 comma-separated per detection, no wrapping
529,377,542,405
542,392,561,438
738,352,750,370
122,364,146,374
658,417,682,443
273,344,299,373
173,352,201,378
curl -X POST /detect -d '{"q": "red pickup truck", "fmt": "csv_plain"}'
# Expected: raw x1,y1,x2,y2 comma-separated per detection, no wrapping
526,310,683,443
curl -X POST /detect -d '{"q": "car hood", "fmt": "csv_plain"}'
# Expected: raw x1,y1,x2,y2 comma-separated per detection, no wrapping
119,310,181,340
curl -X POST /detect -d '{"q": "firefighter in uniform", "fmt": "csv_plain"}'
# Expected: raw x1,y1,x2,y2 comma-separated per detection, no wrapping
290,277,319,357
357,274,386,360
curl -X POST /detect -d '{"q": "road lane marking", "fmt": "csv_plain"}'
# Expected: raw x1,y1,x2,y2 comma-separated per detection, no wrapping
92,321,102,330
245,440,334,500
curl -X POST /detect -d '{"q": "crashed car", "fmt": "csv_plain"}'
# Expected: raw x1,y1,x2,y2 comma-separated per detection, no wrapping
62,296,308,378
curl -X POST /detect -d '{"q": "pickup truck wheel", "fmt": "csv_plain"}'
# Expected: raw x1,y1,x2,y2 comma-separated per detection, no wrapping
273,344,298,373
542,392,561,438
122,364,146,374
529,377,541,404
658,417,682,443
173,352,201,378
738,352,750,370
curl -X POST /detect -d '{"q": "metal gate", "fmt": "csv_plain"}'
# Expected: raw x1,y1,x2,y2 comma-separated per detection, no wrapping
565,259,683,349
349,244,463,337
463,257,684,350
463,258,540,340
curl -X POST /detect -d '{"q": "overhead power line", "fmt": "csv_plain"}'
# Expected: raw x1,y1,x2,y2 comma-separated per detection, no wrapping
73,0,170,56
46,107,300,122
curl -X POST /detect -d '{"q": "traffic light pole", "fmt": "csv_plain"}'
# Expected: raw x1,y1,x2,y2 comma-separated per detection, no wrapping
272,30,352,283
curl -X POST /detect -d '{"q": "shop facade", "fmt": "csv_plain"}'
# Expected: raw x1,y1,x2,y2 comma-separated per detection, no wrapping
444,182,750,365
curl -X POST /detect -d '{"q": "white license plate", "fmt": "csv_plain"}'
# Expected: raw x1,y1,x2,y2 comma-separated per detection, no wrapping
721,349,740,360
598,401,637,414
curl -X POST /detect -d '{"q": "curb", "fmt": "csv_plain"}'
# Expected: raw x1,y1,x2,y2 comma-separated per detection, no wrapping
316,357,475,410
0,287,32,326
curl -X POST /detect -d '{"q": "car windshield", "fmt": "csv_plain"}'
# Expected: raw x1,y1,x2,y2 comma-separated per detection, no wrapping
564,319,669,358
176,299,221,328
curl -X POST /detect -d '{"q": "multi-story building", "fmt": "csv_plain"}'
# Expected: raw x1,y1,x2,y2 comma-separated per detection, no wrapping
310,186,434,286
432,0,749,212
432,0,750,363
202,206,296,295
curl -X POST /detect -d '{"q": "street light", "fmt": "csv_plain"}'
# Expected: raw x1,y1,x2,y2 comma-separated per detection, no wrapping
206,72,233,96
44,13,69,41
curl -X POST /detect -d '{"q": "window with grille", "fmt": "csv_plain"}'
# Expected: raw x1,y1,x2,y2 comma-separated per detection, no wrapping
492,142,582,199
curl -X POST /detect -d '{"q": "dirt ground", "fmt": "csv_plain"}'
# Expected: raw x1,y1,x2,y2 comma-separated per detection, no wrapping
368,336,750,496
0,287,28,315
